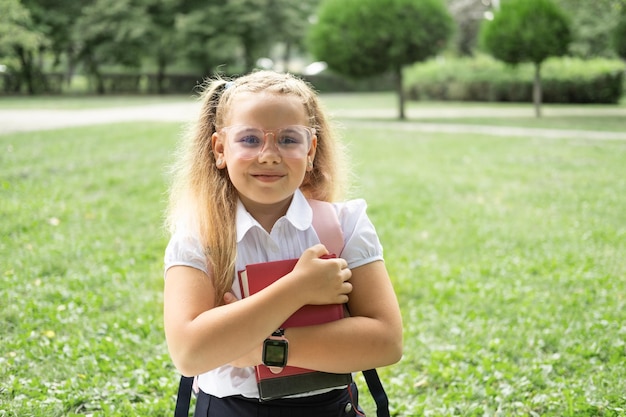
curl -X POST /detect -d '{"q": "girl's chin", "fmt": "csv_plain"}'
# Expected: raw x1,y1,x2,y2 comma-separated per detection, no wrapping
238,192,295,207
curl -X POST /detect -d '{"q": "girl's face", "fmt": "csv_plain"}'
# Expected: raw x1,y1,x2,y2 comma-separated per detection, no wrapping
212,92,317,216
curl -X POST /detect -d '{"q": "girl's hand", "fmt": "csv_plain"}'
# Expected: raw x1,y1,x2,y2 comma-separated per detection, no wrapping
292,244,353,306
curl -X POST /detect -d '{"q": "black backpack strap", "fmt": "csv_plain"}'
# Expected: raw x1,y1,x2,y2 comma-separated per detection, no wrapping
174,375,194,417
362,369,390,417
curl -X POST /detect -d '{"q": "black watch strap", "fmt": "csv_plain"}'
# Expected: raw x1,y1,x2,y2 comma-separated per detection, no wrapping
271,328,285,337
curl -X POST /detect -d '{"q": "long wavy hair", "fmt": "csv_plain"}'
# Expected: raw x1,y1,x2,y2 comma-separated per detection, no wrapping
165,70,349,304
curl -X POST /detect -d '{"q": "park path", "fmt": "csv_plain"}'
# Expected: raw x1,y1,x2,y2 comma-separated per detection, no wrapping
1,101,626,140
0,102,198,134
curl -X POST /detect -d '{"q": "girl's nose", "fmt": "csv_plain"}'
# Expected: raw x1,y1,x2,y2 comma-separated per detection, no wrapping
257,132,281,162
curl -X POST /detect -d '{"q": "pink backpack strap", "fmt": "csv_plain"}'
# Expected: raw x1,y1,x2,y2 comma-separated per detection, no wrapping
308,199,345,256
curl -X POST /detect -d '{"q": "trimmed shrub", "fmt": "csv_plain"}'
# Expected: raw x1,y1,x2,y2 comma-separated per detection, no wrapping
405,56,625,104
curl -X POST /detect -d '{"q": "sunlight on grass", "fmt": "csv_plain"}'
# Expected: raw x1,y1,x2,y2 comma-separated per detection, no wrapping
348,129,626,416
1,118,625,416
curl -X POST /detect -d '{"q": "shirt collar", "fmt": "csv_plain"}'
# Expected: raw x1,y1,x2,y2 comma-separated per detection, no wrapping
236,189,312,243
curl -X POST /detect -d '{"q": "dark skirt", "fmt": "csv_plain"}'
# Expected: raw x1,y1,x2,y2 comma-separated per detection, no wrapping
193,383,364,417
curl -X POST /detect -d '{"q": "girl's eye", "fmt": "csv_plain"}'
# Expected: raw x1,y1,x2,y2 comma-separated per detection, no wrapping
237,134,263,146
277,132,304,146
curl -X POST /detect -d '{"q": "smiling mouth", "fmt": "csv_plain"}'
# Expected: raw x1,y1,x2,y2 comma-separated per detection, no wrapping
252,173,285,182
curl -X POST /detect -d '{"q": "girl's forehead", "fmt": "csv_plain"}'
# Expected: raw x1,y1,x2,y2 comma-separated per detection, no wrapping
223,92,309,127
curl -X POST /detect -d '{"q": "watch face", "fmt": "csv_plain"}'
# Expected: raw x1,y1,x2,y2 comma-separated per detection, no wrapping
263,340,288,367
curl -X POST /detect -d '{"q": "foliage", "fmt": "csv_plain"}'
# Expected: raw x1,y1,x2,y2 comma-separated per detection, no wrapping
0,1,319,94
309,0,453,119
1,98,626,415
21,0,85,66
445,0,490,56
480,0,572,116
143,0,183,94
553,0,626,58
211,0,272,72
0,0,45,57
480,0,571,66
614,7,626,59
0,0,48,93
405,56,625,104
73,0,150,94
267,0,321,59
446,0,626,59
173,4,238,76
309,0,453,78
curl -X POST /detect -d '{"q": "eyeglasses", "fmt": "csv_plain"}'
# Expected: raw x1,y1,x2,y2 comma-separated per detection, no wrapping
218,125,315,160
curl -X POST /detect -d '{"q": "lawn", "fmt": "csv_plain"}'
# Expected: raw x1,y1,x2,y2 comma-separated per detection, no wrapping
1,104,625,416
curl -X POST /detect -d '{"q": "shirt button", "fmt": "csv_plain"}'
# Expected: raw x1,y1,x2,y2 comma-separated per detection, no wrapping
344,402,353,413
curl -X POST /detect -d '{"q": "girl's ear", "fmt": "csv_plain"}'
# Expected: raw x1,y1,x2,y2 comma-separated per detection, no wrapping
212,132,226,169
308,134,317,160
306,135,317,172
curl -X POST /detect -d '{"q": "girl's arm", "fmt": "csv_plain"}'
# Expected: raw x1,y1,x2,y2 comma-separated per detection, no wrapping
282,260,403,373
163,244,352,376
228,260,403,373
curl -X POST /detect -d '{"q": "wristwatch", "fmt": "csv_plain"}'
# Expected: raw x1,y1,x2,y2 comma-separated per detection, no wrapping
263,329,289,373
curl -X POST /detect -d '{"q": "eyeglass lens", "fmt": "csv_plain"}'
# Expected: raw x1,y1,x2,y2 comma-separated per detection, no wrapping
223,125,312,159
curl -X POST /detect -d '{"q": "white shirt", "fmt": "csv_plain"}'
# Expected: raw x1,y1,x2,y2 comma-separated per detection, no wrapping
164,189,383,398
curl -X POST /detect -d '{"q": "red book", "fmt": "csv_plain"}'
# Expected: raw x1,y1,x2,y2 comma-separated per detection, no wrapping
238,257,352,400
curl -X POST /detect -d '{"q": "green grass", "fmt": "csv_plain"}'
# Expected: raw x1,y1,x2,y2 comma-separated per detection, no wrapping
1,124,176,416
1,100,626,416
412,116,626,132
346,128,626,416
320,93,626,133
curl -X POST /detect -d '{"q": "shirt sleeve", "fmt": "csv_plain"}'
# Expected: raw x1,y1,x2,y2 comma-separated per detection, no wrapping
163,231,209,278
335,199,384,269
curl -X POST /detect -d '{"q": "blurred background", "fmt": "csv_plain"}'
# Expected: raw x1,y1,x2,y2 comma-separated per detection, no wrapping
1,0,624,104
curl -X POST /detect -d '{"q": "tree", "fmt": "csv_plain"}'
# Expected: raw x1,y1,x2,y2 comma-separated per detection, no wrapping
480,0,571,117
175,3,239,76
144,0,183,93
552,0,625,58
73,0,150,93
309,0,454,119
21,0,87,87
446,0,490,55
266,0,320,69
0,0,47,94
175,0,321,76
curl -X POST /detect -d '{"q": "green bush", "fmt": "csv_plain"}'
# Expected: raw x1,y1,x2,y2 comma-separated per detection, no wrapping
302,72,395,93
405,55,625,103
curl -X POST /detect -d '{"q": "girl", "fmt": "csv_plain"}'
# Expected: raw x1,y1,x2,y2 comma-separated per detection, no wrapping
163,70,402,416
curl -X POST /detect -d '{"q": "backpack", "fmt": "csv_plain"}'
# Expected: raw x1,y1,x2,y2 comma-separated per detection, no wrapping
174,200,390,417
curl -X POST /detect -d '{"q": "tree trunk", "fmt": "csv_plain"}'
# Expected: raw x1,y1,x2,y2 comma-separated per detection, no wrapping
65,47,76,89
395,65,406,120
17,48,35,95
157,55,167,95
86,56,105,95
283,42,292,72
242,36,255,73
533,62,542,118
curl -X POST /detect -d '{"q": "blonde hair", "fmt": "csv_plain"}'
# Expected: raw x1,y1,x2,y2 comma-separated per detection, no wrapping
166,70,348,304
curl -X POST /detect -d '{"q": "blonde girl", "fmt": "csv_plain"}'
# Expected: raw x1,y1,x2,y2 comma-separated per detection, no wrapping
164,70,402,416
